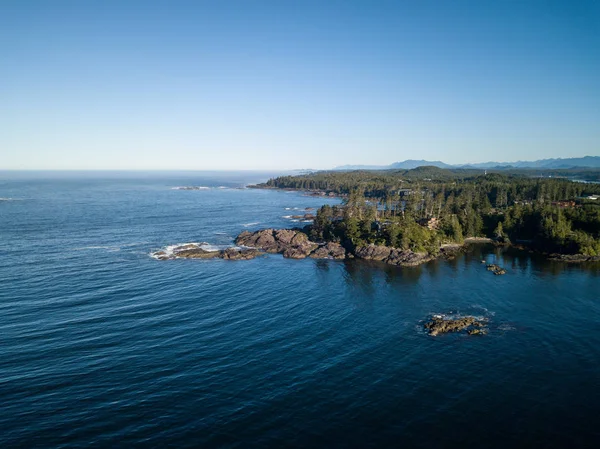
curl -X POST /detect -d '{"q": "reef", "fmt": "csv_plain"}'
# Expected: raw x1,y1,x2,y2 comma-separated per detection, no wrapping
424,315,488,336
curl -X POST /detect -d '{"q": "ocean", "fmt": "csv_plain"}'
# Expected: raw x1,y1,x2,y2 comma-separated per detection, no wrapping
1,171,599,448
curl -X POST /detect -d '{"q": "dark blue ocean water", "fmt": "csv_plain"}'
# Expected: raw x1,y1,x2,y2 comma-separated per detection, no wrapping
1,172,599,448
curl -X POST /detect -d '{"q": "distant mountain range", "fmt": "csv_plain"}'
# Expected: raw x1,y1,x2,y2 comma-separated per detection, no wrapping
333,156,600,171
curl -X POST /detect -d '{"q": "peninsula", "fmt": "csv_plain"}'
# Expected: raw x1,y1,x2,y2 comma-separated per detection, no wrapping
154,167,600,266
250,167,600,262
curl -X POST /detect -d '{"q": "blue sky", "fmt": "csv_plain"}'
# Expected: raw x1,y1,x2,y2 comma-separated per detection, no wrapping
1,0,599,170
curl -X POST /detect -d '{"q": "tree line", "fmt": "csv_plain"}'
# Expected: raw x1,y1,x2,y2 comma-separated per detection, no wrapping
262,169,600,256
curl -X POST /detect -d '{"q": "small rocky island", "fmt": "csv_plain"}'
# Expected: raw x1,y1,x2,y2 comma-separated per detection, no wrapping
485,263,507,275
424,315,488,336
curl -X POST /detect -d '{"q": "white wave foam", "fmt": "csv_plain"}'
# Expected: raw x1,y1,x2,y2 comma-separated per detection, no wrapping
150,242,207,259
242,222,260,227
285,207,291,210
150,241,247,259
470,305,496,316
291,219,300,222
429,311,489,322
171,186,211,190
282,215,293,219
0,197,18,201
75,242,150,252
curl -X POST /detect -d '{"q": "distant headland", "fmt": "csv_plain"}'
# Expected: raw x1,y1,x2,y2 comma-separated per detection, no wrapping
332,156,600,171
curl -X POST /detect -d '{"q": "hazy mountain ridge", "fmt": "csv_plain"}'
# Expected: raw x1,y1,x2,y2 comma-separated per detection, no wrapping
334,156,600,171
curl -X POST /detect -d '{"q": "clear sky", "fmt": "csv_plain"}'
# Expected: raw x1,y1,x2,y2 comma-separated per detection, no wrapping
1,0,599,170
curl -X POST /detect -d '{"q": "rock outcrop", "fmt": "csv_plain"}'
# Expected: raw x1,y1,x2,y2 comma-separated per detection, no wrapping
355,244,432,267
424,315,487,336
152,244,261,261
486,264,507,275
220,248,262,260
309,242,346,260
236,232,430,265
236,229,349,260
548,254,600,263
236,229,318,259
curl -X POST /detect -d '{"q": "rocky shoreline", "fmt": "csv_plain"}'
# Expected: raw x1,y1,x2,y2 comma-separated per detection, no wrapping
152,228,599,267
152,228,445,266
235,229,441,266
547,253,600,263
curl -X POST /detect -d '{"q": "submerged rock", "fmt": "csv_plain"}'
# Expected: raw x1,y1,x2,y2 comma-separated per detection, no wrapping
424,315,487,336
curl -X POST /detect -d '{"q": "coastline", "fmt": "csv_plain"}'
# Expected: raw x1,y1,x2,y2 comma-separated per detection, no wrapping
152,228,498,267
247,185,600,265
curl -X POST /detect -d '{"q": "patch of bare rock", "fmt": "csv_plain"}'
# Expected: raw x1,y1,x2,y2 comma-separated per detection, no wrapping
424,315,488,336
354,244,432,267
154,245,262,261
485,263,507,275
235,229,343,259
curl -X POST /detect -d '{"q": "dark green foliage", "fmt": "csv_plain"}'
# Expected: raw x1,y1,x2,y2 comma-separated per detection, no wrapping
261,168,600,256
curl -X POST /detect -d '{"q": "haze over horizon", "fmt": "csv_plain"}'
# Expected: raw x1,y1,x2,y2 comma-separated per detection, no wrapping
2,0,599,170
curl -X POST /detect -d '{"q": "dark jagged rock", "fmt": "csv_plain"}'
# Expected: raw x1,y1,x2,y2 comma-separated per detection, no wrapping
387,248,432,266
354,245,392,261
220,248,262,260
236,229,318,259
438,244,464,261
355,244,432,267
236,229,278,253
548,254,600,263
486,264,507,275
282,246,314,259
310,242,346,259
424,316,488,336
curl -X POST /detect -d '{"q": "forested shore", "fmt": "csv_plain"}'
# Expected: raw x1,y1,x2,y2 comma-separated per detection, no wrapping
253,167,600,258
